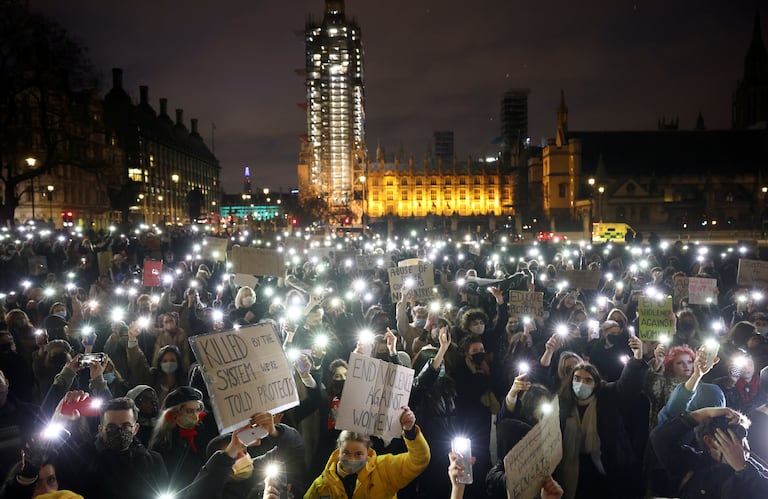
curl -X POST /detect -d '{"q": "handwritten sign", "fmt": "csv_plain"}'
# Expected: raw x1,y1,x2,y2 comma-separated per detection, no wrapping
505,397,562,499
673,275,689,305
508,291,544,318
143,260,162,287
637,296,673,341
229,246,286,277
202,237,228,262
688,277,718,305
335,353,415,440
737,259,768,288
189,323,299,434
555,270,601,290
388,263,435,302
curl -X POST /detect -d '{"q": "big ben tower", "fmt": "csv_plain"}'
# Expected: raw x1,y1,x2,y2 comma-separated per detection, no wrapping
300,0,366,214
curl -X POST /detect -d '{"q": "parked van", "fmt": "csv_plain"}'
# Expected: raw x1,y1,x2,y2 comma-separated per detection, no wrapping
592,222,634,243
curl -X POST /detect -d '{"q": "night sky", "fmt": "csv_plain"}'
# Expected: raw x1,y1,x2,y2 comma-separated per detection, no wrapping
31,1,764,195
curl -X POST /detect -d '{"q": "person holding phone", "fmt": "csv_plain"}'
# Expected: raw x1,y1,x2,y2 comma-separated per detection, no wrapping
304,406,430,499
555,335,647,498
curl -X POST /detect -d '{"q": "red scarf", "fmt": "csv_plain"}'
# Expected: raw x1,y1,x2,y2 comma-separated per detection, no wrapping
168,411,206,452
735,377,759,406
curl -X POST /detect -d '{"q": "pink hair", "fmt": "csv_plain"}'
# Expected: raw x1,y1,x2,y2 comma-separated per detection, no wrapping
663,345,696,375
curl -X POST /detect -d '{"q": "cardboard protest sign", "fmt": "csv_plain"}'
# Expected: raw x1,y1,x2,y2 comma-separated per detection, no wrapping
508,291,544,318
505,397,562,499
233,274,258,289
97,251,112,276
398,258,423,267
307,247,356,267
27,256,48,276
229,246,285,276
688,277,718,305
673,275,689,304
142,260,162,287
202,237,228,262
555,270,601,290
737,259,768,288
335,353,415,440
189,323,299,434
637,296,674,342
388,263,435,302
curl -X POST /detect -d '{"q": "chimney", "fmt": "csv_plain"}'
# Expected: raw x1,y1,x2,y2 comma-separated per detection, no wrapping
190,118,199,134
159,98,168,117
139,86,149,106
175,109,184,126
112,68,123,90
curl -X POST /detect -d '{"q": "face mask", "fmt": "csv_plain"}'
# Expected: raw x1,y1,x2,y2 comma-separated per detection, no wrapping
339,457,367,474
0,383,8,407
241,296,255,307
176,414,200,430
103,372,117,384
470,352,486,365
231,454,254,481
332,380,345,394
413,319,427,328
103,426,133,452
572,381,594,400
54,311,67,319
161,361,178,374
678,321,695,333
469,324,485,335
506,324,520,334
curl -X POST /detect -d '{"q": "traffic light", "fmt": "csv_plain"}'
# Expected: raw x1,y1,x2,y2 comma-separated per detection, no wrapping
61,210,74,227
291,217,298,226
343,216,350,225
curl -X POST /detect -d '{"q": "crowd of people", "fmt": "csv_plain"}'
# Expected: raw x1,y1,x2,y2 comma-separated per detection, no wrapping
0,223,767,498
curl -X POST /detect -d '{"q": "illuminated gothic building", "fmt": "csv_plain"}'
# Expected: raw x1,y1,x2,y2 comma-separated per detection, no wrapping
364,147,512,219
298,0,366,212
104,68,222,225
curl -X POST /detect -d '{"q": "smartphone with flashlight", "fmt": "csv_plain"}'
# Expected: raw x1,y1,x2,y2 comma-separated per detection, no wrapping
240,425,269,446
451,437,473,484
61,396,103,417
703,340,720,372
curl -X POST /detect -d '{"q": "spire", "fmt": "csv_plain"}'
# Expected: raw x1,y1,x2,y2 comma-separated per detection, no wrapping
326,0,344,15
695,112,706,130
744,8,768,83
556,90,568,147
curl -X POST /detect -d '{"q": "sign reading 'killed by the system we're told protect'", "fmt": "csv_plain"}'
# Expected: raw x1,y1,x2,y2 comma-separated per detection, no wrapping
189,323,299,434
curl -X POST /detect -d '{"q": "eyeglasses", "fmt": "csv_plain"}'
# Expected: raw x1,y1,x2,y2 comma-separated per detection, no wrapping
105,423,134,432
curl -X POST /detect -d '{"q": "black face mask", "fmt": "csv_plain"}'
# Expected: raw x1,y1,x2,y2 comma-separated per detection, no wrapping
103,427,133,452
332,380,345,394
0,343,15,354
678,322,695,333
470,352,486,365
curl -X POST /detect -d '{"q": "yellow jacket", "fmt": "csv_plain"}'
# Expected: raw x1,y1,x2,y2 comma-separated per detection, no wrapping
304,426,431,499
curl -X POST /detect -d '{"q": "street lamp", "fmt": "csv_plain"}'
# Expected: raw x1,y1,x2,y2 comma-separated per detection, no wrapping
359,175,367,226
46,185,54,222
26,157,37,221
171,174,179,223
597,185,605,222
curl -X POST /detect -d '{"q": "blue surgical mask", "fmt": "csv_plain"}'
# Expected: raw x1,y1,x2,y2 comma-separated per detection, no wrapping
572,381,594,400
413,319,427,328
339,457,367,474
54,310,67,319
103,372,117,384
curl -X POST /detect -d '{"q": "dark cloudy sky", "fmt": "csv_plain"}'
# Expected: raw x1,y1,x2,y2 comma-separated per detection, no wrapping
31,1,764,194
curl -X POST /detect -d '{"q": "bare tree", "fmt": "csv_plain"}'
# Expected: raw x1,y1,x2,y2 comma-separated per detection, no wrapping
0,0,106,225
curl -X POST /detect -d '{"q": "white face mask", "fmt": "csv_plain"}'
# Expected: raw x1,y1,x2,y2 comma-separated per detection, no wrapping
241,296,255,307
469,324,484,335
572,381,594,400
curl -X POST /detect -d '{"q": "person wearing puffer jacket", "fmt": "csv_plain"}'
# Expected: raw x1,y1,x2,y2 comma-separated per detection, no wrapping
303,406,430,499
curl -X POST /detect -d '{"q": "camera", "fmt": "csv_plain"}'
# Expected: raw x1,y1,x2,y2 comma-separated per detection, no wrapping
78,352,106,368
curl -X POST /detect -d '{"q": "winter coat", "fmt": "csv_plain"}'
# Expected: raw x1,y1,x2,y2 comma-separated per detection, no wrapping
304,426,430,499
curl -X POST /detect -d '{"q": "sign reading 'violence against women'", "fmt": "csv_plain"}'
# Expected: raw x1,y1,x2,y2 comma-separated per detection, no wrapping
335,353,415,440
189,323,299,434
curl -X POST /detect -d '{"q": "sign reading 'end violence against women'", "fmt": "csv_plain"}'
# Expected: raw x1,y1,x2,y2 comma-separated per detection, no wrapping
335,353,415,441
189,323,299,435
